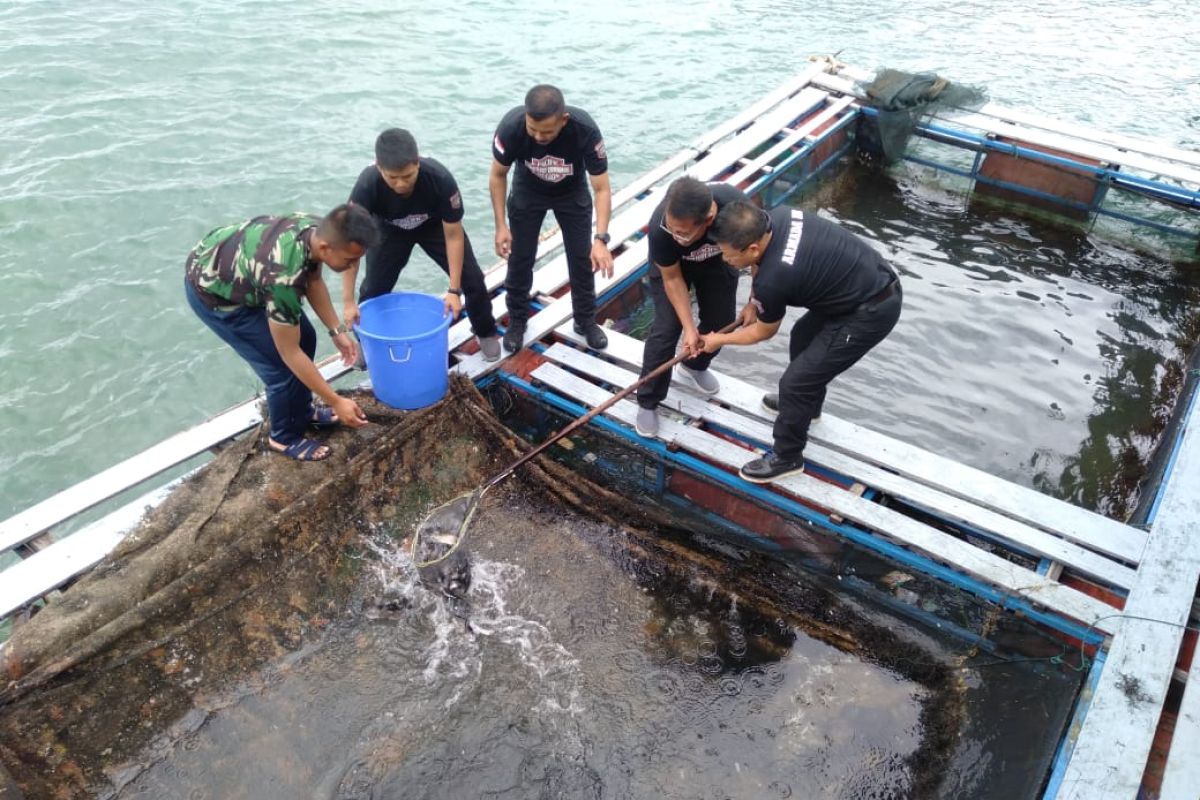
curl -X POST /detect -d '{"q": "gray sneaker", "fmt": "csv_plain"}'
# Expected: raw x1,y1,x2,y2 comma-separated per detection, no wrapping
635,406,659,438
678,365,720,395
478,334,502,362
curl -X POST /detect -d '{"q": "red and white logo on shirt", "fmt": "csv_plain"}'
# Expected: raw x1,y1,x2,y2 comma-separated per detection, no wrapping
526,155,574,183
493,135,506,156
594,139,607,160
683,243,722,262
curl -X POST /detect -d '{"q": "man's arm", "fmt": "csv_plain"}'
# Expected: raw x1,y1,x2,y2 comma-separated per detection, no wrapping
306,273,358,367
658,263,700,353
701,318,782,352
442,220,465,317
489,158,512,258
340,264,360,326
268,319,368,427
589,171,614,278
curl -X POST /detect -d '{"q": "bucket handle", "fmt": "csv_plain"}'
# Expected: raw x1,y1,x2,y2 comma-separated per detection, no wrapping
388,343,413,363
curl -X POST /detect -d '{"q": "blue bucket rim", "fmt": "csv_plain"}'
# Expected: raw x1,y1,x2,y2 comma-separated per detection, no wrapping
354,292,451,342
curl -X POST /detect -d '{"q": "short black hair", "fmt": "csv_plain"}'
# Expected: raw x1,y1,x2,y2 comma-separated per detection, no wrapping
664,177,714,224
712,201,769,250
524,84,566,120
375,128,419,170
318,203,380,250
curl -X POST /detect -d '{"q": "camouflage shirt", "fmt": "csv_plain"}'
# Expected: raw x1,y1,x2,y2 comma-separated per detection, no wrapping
185,214,321,326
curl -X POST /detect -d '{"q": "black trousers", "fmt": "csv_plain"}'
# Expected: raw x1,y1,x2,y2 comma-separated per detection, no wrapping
637,263,738,409
773,285,903,460
505,191,595,326
358,225,497,338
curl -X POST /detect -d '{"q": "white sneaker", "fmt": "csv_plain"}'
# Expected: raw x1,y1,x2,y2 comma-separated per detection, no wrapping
678,365,720,395
478,335,502,362
635,406,659,437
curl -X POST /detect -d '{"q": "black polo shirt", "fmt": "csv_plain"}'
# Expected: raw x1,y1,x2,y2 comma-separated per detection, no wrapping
647,183,749,272
349,157,465,236
752,207,895,322
492,105,607,199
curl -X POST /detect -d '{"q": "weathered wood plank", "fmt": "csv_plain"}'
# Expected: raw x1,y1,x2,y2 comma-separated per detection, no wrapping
557,323,1146,565
1056,400,1200,799
541,343,1136,590
531,361,1115,631
0,360,352,556
0,480,180,620
1158,651,1200,800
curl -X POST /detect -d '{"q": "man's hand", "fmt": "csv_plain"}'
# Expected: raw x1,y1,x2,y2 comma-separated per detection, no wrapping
739,301,759,327
591,239,614,278
332,332,359,367
443,292,463,318
343,301,361,328
682,327,703,358
495,225,512,258
699,332,725,354
332,395,369,428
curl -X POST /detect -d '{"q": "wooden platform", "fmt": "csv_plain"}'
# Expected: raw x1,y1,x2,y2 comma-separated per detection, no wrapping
3,59,1199,800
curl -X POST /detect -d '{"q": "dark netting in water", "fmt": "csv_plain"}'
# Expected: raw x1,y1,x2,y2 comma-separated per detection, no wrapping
0,376,1082,799
856,68,988,164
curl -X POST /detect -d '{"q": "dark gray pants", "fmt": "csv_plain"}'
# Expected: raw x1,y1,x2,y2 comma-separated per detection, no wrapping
774,285,902,459
637,264,737,409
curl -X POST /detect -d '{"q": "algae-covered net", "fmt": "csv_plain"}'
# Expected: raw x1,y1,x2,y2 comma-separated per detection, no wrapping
0,377,1078,799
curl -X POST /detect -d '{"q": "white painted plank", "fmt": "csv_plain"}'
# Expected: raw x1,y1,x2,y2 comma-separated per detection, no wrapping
810,68,1200,184
726,95,856,185
1159,653,1200,800
1056,402,1200,799
0,480,180,619
531,361,1115,630
557,324,1146,565
0,360,351,554
541,343,1136,589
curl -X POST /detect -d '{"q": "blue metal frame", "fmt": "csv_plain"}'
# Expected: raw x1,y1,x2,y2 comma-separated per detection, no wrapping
1041,649,1107,799
852,105,1200,240
498,371,1106,647
1144,362,1200,525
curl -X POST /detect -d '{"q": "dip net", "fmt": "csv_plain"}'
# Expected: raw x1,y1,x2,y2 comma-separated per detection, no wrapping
0,376,1080,799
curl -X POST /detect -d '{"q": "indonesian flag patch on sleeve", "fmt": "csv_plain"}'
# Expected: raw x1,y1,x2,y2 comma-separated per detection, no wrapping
594,139,607,159
493,135,506,156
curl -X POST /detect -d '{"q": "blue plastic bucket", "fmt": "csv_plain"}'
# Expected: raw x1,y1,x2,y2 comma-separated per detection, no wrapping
355,292,451,410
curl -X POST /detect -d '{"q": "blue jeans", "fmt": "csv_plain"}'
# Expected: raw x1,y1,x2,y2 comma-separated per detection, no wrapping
186,280,317,445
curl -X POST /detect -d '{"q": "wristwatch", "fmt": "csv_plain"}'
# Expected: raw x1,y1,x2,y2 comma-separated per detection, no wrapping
328,322,349,337
446,287,463,296
594,232,611,245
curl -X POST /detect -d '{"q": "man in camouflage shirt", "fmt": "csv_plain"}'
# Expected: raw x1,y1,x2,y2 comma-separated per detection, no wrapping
185,203,380,461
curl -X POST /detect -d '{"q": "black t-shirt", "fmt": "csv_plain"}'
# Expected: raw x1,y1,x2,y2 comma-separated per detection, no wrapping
752,207,895,322
647,183,749,272
492,105,607,198
348,157,465,236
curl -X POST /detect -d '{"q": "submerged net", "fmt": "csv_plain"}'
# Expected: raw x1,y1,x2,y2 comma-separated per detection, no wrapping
0,375,1070,798
856,68,988,164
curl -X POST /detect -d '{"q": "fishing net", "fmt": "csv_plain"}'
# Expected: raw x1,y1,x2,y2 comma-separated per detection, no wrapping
856,68,988,164
0,375,1079,799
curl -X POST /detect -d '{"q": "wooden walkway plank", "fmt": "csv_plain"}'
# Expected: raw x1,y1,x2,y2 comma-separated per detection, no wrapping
1158,652,1200,800
540,343,1137,590
0,480,179,620
530,360,1116,631
0,360,353,556
1055,403,1200,800
556,323,1147,565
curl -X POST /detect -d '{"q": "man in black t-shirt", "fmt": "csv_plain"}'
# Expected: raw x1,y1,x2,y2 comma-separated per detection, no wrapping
701,201,902,483
343,128,501,361
489,84,614,353
634,177,747,438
